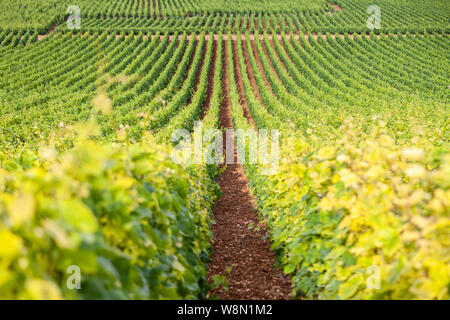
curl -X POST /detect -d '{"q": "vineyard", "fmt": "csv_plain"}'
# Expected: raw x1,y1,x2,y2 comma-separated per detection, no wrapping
0,0,449,301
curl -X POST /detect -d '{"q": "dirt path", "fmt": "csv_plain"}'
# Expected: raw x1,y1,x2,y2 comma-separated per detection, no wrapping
157,0,163,19
333,3,343,12
242,40,263,104
182,39,198,84
258,37,282,83
254,18,259,31
200,39,217,119
250,39,275,96
206,40,292,300
37,23,58,40
147,0,152,18
152,0,157,19
275,36,297,71
231,39,255,128
187,39,207,105
268,38,288,73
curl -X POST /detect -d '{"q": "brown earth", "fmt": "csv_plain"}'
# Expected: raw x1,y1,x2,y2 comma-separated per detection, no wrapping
206,40,292,300
157,0,162,19
242,40,263,104
262,17,267,31
152,0,157,19
231,39,255,128
275,36,295,66
183,39,198,84
254,18,259,31
147,0,152,18
250,39,275,96
187,38,207,105
200,39,217,120
268,38,288,73
333,3,343,12
258,37,282,83
37,23,58,40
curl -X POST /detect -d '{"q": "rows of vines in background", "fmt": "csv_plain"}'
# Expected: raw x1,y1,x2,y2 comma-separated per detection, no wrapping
0,0,324,33
323,0,449,33
1,31,447,169
0,31,218,155
74,0,325,16
60,8,450,35
249,32,449,140
1,1,448,34
69,0,450,34
0,0,64,33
